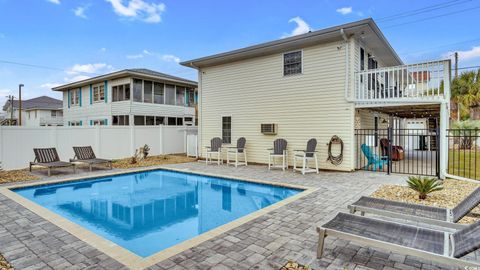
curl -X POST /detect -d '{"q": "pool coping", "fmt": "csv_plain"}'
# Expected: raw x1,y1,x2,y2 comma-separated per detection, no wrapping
0,165,318,270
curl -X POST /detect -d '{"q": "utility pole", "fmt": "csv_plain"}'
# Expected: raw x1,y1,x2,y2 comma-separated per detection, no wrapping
18,84,23,126
454,52,459,121
8,95,14,125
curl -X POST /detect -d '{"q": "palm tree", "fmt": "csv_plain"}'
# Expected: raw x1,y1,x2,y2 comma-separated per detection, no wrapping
451,69,480,120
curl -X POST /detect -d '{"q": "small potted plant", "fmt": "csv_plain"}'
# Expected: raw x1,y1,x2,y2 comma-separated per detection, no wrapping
143,144,150,158
407,176,443,200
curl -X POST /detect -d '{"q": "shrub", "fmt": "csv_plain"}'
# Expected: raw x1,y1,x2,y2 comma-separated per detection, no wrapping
143,144,150,158
407,176,443,200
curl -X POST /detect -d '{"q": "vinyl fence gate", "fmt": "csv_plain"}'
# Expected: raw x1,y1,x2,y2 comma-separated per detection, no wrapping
355,128,440,177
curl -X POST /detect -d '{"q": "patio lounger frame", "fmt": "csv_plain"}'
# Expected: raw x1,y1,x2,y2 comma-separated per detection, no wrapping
70,146,112,171
317,213,480,268
30,148,75,176
348,187,480,230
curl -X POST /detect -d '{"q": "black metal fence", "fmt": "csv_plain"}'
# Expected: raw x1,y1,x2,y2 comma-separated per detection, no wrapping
355,128,439,177
447,129,480,180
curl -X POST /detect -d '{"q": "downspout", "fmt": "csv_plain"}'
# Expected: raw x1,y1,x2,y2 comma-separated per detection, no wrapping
188,62,201,158
340,29,353,102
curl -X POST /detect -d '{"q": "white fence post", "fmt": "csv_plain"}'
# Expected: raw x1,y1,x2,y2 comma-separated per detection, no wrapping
95,126,101,157
130,125,135,156
159,125,164,155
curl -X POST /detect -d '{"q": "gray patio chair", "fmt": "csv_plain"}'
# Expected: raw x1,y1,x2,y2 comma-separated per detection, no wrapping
268,138,288,171
348,187,480,230
317,212,480,267
30,148,75,176
205,137,223,165
293,138,319,174
70,146,112,171
226,137,247,167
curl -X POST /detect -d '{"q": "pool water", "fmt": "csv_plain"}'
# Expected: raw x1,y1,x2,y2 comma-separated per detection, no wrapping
14,170,301,257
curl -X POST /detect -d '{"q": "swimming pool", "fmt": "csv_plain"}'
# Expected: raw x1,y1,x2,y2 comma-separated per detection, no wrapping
14,169,302,257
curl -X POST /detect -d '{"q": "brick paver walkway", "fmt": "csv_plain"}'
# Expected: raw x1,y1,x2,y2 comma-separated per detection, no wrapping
0,163,468,269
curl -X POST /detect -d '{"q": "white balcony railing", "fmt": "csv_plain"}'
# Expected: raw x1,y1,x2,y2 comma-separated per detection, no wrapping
40,117,64,126
353,60,451,103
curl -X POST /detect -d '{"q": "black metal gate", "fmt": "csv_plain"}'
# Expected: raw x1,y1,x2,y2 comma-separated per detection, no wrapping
447,129,480,180
355,128,439,177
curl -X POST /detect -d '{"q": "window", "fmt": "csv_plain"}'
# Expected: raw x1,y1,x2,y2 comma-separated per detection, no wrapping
134,115,145,126
177,117,183,126
144,80,153,103
51,110,56,117
133,79,143,102
222,116,231,144
92,119,106,126
93,85,105,102
155,116,164,125
112,84,131,102
360,47,365,71
70,121,82,126
185,117,193,126
283,51,302,76
28,112,31,119
146,116,155,125
165,84,175,105
70,89,80,106
167,117,177,126
186,88,195,107
176,86,185,106
154,82,164,104
112,115,130,126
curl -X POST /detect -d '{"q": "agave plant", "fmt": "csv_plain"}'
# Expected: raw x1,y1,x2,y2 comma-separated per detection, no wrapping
407,176,443,200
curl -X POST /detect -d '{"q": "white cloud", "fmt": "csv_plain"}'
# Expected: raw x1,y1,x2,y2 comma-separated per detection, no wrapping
336,7,352,15
47,0,60,4
100,47,107,52
40,83,62,89
444,46,480,61
281,17,312,38
126,54,144,59
74,6,88,19
126,50,180,62
161,54,180,63
105,0,166,23
64,75,91,83
66,63,113,75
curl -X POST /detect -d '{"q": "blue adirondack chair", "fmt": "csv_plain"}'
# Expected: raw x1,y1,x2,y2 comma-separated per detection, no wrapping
361,144,387,171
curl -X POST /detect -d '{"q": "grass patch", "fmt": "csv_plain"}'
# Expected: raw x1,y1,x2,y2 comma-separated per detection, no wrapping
112,154,197,169
448,150,480,179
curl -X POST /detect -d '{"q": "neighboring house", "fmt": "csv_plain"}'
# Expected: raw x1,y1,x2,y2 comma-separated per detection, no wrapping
52,69,198,126
1,96,63,126
181,18,451,177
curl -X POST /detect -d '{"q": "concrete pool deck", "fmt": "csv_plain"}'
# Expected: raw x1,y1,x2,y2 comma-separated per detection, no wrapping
0,162,469,269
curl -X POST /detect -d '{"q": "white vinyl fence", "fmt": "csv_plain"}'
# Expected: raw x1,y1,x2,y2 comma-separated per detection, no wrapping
0,126,198,170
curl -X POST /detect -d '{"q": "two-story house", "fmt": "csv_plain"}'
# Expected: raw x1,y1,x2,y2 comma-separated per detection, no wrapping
1,96,63,126
53,69,198,126
181,18,451,178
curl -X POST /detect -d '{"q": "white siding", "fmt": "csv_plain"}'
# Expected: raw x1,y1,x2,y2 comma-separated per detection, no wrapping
199,41,355,171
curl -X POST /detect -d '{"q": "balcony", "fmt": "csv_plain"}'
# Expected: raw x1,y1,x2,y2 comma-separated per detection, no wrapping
40,117,64,126
353,60,451,107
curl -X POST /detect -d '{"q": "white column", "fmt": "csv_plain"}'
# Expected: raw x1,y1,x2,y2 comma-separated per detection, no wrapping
439,101,449,179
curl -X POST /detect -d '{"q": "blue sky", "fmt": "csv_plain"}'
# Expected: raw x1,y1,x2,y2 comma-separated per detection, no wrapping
0,0,479,105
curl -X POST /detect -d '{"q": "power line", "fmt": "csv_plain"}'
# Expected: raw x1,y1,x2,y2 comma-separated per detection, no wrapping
0,59,102,75
399,38,480,56
456,65,480,71
382,5,480,29
376,0,472,22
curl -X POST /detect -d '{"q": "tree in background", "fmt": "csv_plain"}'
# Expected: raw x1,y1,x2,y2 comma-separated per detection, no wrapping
451,69,480,120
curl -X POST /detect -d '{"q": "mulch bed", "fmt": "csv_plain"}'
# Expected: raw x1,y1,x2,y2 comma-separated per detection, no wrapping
372,178,480,224
280,261,311,270
112,154,197,169
0,169,39,184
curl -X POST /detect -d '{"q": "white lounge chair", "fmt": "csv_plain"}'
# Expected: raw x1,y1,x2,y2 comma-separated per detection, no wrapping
205,137,223,165
293,138,319,174
226,137,247,167
317,213,480,267
268,138,288,171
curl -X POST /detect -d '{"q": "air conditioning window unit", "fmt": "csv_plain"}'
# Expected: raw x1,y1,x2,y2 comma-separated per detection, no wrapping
261,124,277,135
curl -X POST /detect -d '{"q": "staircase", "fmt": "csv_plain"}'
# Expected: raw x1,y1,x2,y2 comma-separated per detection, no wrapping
428,118,438,150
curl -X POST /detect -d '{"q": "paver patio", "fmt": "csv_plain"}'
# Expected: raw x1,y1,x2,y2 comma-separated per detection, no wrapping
0,162,471,269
